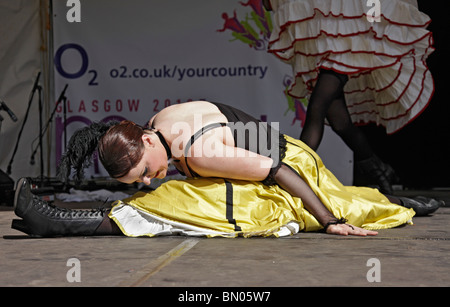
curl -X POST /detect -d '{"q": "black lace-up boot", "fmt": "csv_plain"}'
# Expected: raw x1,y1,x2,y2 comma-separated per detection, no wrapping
11,178,106,237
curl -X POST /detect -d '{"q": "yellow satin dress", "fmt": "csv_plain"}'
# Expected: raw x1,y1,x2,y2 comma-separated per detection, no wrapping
110,135,414,237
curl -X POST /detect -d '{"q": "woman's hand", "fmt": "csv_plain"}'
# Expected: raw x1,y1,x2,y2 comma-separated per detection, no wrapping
326,223,378,236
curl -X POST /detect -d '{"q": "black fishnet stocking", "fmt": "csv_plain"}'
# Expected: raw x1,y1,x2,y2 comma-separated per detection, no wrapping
274,163,337,227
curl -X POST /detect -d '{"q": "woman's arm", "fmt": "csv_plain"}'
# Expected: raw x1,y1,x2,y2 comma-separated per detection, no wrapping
273,164,377,236
186,137,273,181
186,137,377,236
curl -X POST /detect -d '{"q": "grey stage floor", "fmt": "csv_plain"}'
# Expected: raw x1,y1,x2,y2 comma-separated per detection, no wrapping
1,189,449,290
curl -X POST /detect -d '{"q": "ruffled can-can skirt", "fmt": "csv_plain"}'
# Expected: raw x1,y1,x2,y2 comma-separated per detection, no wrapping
268,0,435,133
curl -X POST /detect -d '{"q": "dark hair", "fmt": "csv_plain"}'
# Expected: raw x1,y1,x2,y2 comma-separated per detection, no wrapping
57,120,145,183
98,121,145,179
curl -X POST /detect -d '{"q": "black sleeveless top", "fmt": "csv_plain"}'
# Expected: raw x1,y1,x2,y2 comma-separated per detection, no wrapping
153,102,285,178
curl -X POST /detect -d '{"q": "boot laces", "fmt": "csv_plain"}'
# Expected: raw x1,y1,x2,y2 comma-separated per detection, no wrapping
33,195,105,219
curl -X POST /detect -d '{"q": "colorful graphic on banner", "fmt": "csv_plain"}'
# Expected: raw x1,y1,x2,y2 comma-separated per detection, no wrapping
217,1,308,127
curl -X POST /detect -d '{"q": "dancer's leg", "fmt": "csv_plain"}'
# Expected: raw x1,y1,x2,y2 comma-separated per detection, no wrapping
94,212,123,235
12,178,123,237
300,70,348,150
326,95,374,162
319,79,396,194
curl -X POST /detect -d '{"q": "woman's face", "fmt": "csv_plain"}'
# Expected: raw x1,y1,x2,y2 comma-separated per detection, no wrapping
116,134,168,185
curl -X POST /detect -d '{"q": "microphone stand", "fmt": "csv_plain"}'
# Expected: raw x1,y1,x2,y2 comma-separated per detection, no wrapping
7,72,41,176
30,85,68,160
37,84,44,184
30,84,68,182
63,86,67,150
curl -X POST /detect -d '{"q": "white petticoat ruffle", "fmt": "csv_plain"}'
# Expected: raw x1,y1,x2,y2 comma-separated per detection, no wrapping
268,0,435,134
109,202,300,238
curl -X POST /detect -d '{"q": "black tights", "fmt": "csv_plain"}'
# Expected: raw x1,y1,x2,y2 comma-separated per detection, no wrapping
95,210,124,235
300,70,373,162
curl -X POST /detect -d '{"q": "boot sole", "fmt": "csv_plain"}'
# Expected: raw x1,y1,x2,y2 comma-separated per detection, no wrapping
11,219,41,238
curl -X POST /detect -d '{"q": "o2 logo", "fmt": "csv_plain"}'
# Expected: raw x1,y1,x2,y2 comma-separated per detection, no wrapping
54,43,98,86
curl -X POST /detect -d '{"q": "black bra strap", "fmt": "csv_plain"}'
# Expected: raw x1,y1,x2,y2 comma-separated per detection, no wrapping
183,122,228,177
184,122,228,157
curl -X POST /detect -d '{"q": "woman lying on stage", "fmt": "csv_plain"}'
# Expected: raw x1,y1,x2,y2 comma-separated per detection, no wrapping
11,101,442,237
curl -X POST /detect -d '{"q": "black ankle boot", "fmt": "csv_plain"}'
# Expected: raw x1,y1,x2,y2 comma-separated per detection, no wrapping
354,155,398,194
11,178,106,237
397,196,442,216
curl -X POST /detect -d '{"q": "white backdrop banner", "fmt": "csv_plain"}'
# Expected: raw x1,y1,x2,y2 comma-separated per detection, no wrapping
51,0,352,186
